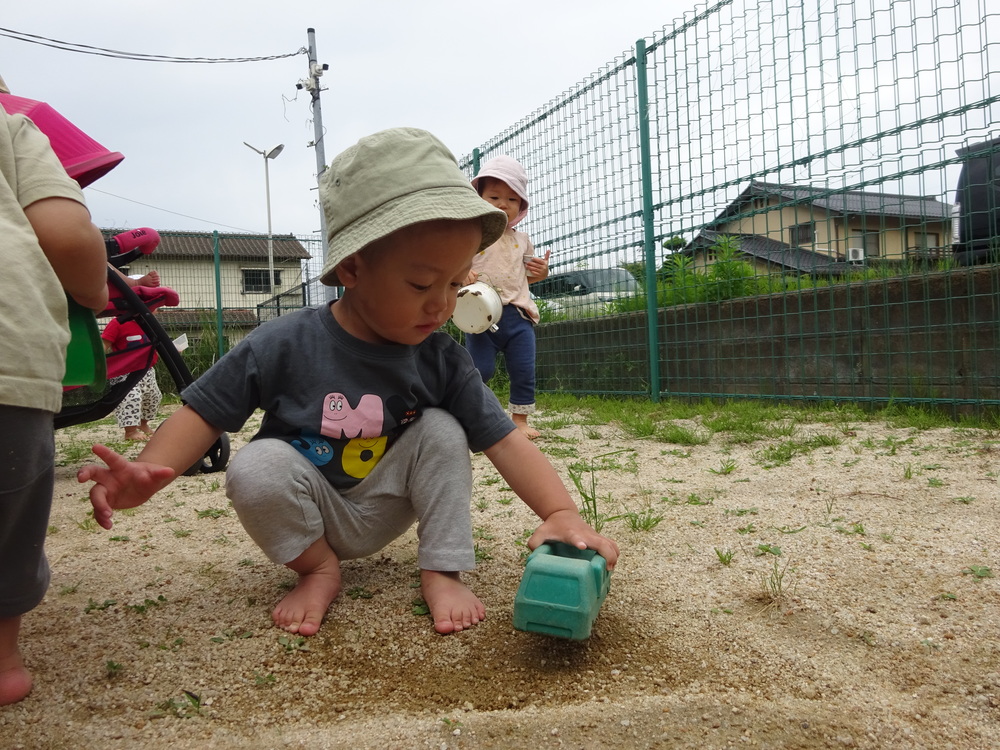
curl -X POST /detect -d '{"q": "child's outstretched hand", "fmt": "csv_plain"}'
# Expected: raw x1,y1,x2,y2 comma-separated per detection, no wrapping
77,443,176,530
528,508,620,569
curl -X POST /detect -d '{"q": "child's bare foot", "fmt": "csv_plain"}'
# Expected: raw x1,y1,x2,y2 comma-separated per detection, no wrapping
123,428,149,441
0,653,31,706
140,421,155,436
274,538,342,636
0,617,32,706
511,413,540,440
420,570,485,634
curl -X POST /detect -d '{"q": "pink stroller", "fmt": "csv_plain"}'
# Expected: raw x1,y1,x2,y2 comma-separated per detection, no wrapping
59,229,230,475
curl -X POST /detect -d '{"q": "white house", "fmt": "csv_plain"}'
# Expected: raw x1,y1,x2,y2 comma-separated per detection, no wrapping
104,229,314,346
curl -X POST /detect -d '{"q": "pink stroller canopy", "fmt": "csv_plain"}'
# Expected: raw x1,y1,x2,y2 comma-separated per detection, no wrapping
0,92,124,187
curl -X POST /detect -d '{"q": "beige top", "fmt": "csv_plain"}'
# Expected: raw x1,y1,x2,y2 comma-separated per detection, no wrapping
470,228,539,324
0,110,87,412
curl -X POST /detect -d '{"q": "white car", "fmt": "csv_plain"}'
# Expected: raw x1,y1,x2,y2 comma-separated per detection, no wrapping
532,267,639,317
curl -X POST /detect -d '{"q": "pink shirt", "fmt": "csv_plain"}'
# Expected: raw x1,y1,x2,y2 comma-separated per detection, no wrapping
470,228,539,324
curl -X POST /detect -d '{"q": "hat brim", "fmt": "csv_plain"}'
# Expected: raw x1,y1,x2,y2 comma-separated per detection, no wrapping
321,188,508,286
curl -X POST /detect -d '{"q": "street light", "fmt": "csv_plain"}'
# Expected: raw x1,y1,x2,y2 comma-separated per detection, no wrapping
244,141,285,294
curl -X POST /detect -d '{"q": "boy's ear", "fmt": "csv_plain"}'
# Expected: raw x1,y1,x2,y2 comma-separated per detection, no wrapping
334,254,360,287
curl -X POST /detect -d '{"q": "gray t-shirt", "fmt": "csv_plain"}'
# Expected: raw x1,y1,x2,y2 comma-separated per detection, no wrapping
182,303,515,488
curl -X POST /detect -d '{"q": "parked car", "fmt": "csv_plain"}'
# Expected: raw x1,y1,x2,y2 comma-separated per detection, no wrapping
532,267,639,317
953,135,1000,265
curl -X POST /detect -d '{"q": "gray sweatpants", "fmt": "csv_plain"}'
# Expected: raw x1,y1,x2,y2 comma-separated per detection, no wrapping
225,408,475,572
0,406,54,618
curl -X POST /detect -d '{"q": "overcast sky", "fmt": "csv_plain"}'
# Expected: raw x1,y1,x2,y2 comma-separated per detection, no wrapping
2,1,703,244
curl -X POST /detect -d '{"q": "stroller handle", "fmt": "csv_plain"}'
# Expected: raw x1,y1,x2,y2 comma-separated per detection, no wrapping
106,227,160,268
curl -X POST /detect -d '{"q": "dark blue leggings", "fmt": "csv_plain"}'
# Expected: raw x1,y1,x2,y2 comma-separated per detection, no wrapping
464,305,536,408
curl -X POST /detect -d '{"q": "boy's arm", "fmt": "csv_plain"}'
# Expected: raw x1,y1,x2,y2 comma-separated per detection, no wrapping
78,405,224,529
25,196,109,312
484,430,620,568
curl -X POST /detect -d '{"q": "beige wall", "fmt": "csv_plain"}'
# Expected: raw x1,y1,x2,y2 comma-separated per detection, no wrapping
718,196,951,261
121,258,306,309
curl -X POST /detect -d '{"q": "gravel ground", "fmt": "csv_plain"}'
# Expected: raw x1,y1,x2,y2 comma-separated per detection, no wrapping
3,404,999,749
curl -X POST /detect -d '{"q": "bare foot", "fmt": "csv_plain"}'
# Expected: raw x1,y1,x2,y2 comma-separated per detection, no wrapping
511,414,540,440
0,617,32,706
420,570,485,634
123,429,149,441
274,539,342,636
518,424,540,440
0,658,31,706
140,421,155,436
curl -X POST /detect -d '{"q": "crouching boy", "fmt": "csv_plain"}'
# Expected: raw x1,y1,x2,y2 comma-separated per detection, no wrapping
78,127,619,636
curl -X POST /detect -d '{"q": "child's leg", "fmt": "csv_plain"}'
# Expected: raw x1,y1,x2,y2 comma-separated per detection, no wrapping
0,407,55,705
0,616,31,706
111,375,145,439
138,370,161,435
464,329,500,382
226,440,345,635
228,439,430,634
510,411,539,440
272,536,342,637
500,310,540,439
228,416,481,636
349,408,483,633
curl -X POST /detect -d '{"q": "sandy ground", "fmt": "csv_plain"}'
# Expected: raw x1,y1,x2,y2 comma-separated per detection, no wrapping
2,403,999,749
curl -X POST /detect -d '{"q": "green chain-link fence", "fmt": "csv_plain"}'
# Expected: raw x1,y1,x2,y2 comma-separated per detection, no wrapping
459,0,1000,413
139,0,999,413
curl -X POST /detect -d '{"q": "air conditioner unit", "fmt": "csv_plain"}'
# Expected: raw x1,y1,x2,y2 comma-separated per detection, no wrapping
847,247,866,263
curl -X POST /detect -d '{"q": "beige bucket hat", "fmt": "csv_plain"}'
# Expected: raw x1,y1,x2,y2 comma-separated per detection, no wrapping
319,127,508,286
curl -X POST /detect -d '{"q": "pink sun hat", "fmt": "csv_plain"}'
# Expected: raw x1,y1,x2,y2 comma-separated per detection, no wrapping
471,155,529,227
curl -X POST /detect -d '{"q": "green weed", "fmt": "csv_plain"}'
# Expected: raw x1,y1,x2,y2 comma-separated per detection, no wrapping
709,458,738,475
962,566,993,580
758,559,795,606
278,635,310,653
624,508,664,532
714,548,736,566
197,507,230,519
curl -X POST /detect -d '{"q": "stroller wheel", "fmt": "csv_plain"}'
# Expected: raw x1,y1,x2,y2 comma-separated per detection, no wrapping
182,433,231,476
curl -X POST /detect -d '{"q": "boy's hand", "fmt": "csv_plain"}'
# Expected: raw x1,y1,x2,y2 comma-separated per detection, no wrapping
77,443,176,530
528,508,620,569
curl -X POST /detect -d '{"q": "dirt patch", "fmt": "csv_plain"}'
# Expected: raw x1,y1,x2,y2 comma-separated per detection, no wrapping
3,406,1000,749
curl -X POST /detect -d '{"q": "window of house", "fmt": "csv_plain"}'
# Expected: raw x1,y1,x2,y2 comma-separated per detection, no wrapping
860,231,880,257
242,268,281,294
913,232,939,251
847,230,880,257
788,222,815,246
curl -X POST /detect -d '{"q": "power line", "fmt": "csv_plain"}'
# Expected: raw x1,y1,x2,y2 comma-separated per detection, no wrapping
0,26,305,63
86,187,255,232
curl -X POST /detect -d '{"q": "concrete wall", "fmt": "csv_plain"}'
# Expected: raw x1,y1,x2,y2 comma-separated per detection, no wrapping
535,266,1000,406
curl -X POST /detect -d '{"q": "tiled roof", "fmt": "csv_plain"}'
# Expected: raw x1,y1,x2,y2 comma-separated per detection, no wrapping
101,229,312,261
689,230,855,275
710,180,953,225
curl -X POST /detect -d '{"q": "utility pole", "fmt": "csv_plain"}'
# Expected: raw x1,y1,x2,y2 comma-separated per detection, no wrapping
297,28,332,300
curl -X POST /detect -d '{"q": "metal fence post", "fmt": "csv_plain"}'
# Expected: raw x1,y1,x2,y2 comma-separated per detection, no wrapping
635,38,661,403
213,231,224,359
